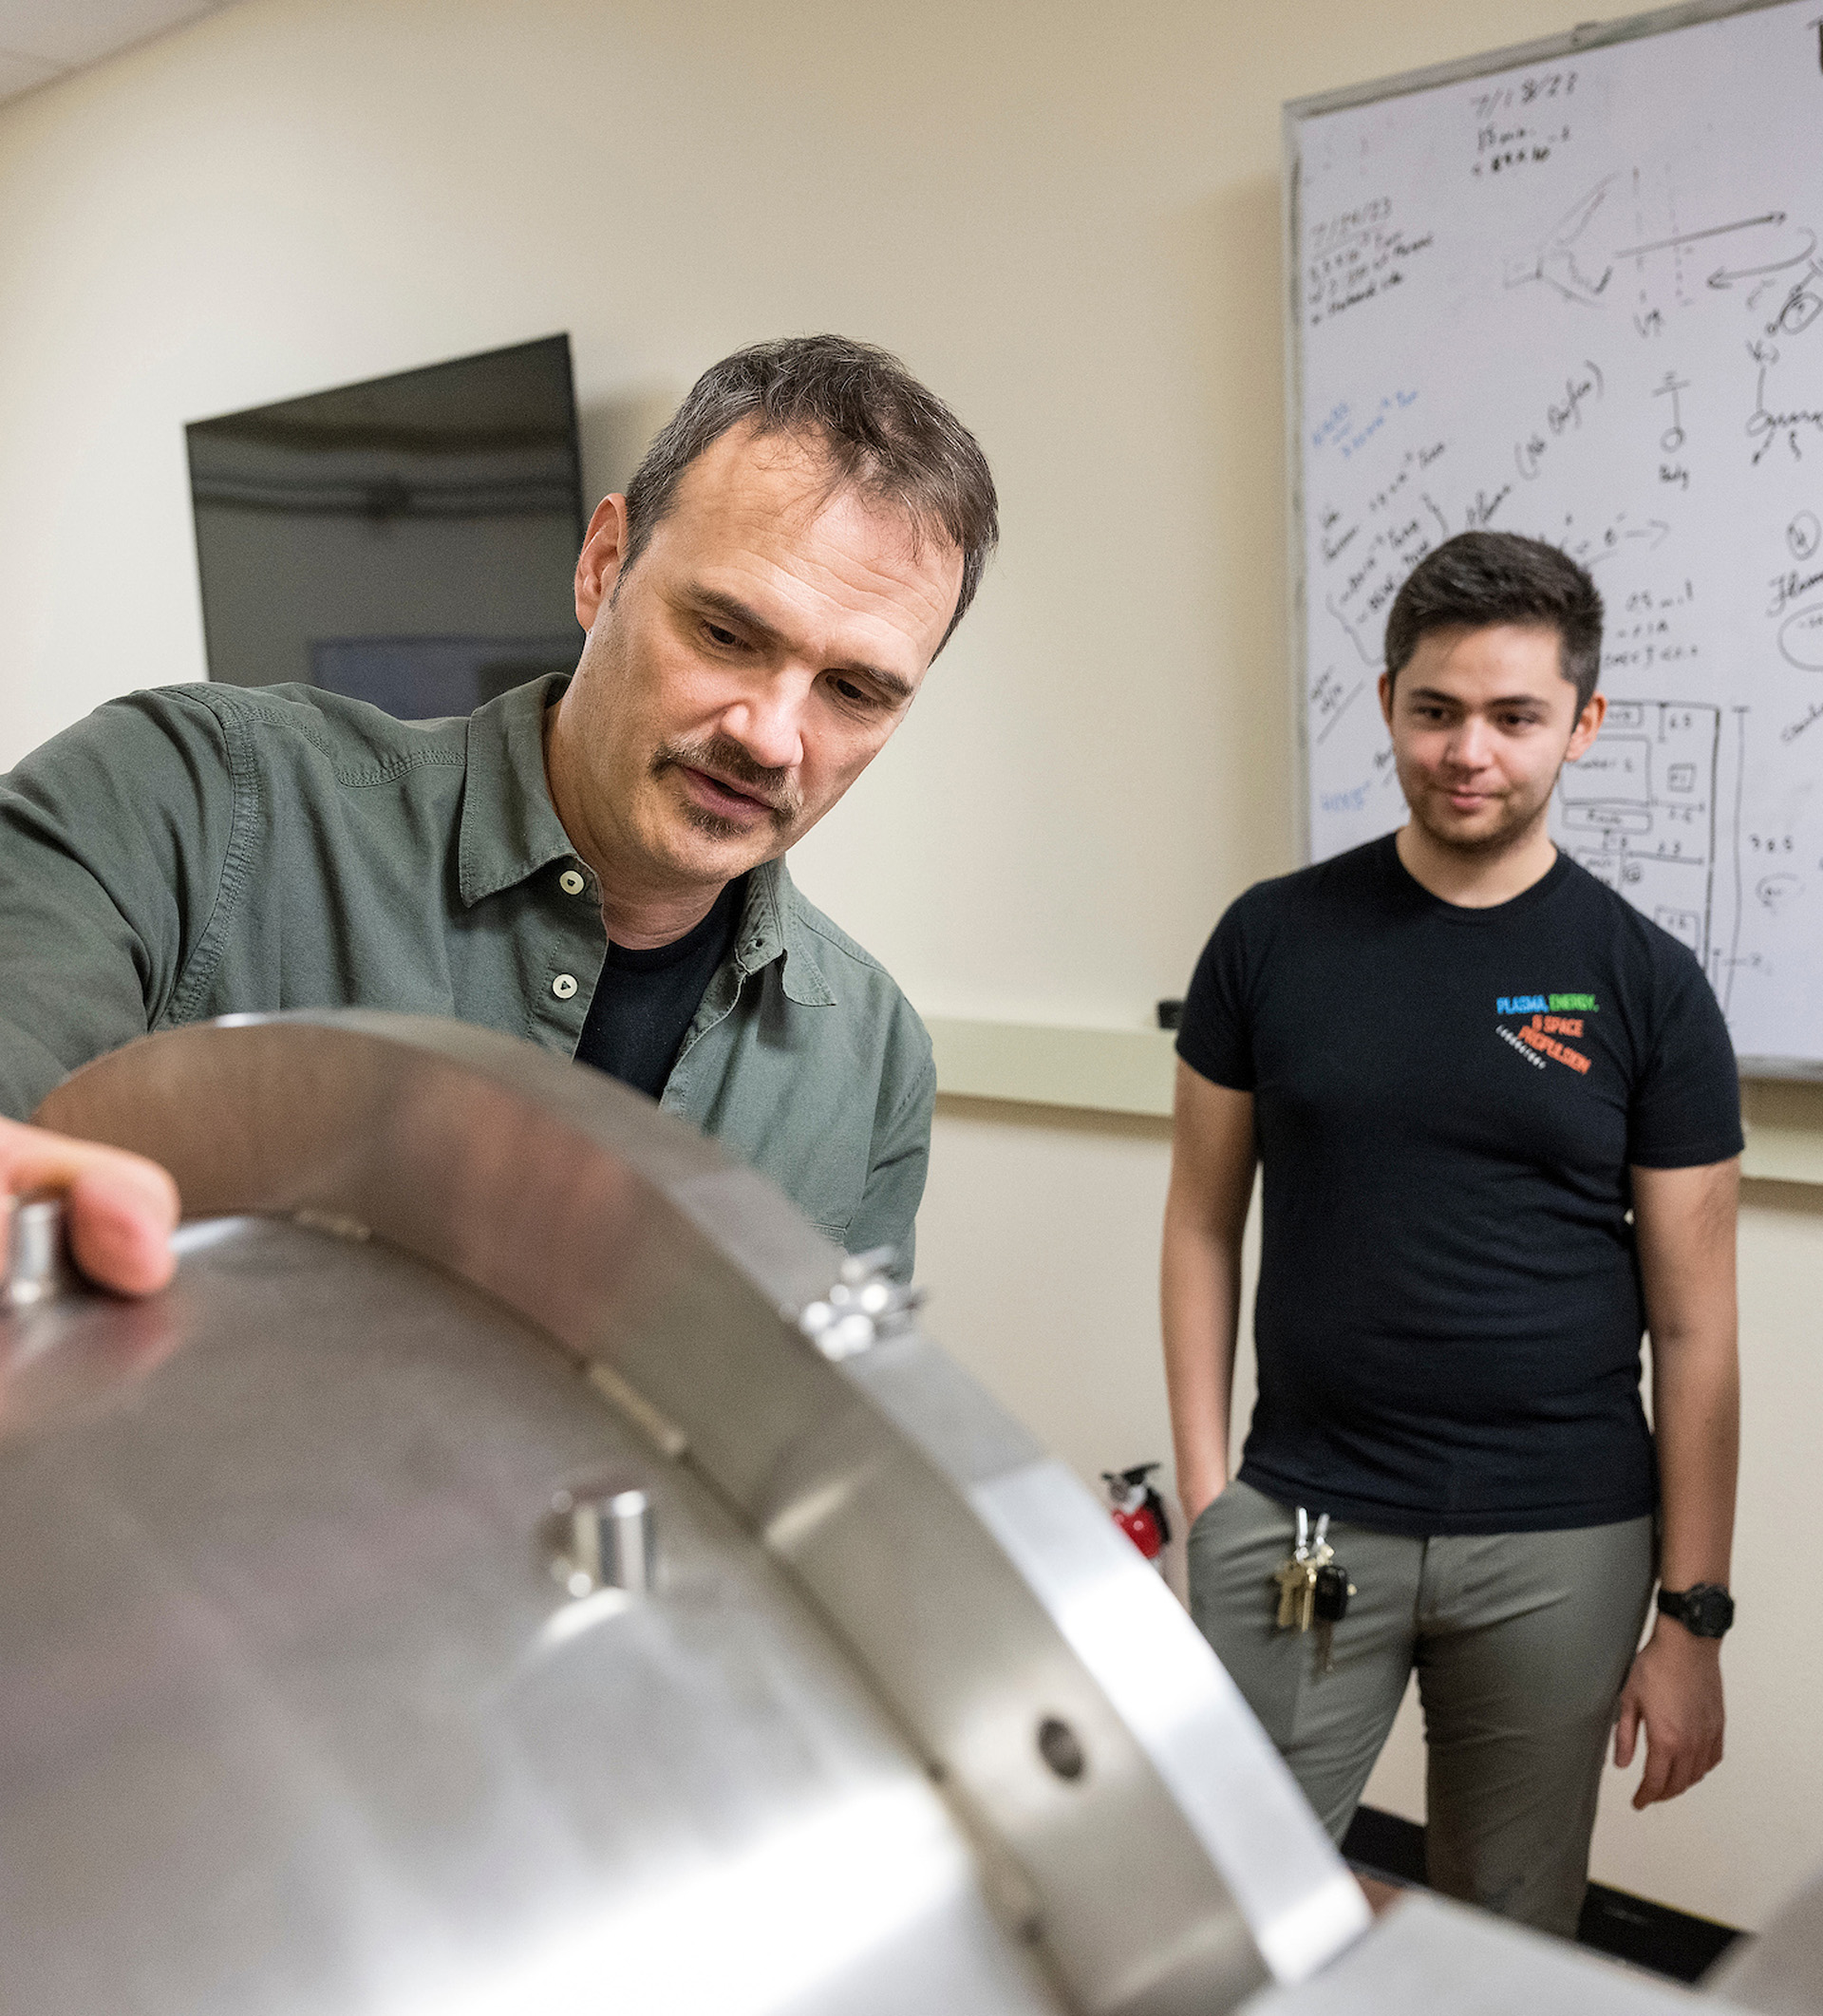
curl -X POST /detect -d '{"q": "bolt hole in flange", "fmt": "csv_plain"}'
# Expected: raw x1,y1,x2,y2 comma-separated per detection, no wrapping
1036,1717,1086,1782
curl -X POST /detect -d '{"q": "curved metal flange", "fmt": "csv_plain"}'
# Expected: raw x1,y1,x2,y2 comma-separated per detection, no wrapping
36,1010,1365,2014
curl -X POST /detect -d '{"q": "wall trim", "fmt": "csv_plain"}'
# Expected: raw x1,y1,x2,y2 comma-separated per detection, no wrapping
925,1019,1177,1119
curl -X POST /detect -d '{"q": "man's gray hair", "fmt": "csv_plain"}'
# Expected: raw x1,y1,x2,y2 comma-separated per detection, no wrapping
622,334,998,654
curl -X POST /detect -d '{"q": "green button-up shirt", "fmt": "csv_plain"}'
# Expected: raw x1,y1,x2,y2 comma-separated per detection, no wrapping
0,676,934,1273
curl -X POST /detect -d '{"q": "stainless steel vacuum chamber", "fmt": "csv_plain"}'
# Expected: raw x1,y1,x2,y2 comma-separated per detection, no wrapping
2,1012,1814,2016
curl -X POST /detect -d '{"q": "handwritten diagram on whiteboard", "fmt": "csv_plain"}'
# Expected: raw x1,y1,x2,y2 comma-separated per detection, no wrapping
1287,0,1823,1071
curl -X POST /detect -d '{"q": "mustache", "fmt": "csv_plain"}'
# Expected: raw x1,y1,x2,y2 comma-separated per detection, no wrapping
652,734,804,824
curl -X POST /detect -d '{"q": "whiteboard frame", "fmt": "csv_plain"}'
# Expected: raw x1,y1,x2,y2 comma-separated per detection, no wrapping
1281,0,1821,1082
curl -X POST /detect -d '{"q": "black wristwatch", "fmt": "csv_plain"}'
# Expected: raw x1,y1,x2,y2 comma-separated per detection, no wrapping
1657,1583,1735,1639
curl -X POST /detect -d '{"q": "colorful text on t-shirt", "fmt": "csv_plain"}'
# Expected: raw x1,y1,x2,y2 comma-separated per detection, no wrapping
1516,1013,1592,1074
1495,992,1599,1015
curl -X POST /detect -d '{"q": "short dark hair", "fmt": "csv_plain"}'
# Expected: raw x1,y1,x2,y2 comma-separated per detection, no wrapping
620,334,998,656
1383,531,1604,708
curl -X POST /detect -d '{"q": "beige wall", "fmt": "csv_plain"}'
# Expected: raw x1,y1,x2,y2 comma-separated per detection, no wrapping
1,0,1816,1934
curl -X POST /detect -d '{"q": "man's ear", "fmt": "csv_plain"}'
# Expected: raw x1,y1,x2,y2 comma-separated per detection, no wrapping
575,495,631,631
1565,689,1607,762
1377,670,1395,725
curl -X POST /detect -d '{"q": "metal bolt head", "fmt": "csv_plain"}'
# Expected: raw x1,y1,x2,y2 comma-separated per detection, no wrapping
798,1251,925,1362
3,1196,75,1310
825,1312,877,1361
548,1483,656,1597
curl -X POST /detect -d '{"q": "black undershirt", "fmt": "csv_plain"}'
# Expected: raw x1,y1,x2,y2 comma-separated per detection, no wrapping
573,876,746,1100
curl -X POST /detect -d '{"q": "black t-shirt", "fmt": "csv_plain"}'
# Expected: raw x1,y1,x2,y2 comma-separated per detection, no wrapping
573,876,746,1101
1177,835,1742,1536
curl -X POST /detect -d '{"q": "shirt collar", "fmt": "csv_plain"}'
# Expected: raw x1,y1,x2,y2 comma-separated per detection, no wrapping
460,676,838,1008
738,856,837,1007
459,673,578,907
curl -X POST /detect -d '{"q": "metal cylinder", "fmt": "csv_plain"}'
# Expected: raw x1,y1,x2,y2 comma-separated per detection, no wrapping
7,1012,1376,2016
4,1011,1814,2016
3,1193,72,1309
551,1482,656,1595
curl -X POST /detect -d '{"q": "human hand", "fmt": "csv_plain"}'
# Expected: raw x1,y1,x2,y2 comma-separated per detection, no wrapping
1613,1624,1725,1808
2,1114,179,1297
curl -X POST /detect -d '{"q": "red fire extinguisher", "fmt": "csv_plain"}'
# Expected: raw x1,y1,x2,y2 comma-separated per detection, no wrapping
1102,1461,1172,1567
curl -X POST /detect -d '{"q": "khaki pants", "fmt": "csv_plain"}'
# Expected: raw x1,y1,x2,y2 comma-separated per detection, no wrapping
1188,1479,1654,1938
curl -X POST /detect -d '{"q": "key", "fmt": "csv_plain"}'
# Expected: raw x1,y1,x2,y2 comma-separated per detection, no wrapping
1273,1506,1315,1628
1313,1562,1352,1623
1274,1509,1338,1634
1300,1543,1333,1630
1312,1560,1356,1675
1273,1554,1308,1629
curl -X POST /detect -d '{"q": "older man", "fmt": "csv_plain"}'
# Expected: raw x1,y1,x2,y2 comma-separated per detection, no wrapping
0,335,997,1285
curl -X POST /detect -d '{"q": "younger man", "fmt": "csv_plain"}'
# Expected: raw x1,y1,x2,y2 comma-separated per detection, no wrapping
1162,531,1740,1935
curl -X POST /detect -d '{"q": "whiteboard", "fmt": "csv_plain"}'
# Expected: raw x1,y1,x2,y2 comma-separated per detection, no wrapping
1286,0,1823,1076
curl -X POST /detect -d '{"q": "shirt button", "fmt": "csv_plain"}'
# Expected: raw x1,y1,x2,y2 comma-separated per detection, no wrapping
559,869,585,895
552,973,578,1000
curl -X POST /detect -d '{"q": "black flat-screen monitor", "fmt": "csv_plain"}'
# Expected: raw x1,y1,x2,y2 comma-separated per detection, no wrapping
187,334,587,719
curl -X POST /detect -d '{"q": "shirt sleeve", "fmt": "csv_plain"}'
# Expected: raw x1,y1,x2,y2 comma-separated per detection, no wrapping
0,691,235,1120
1175,895,1258,1092
1627,945,1745,1169
851,1047,934,1284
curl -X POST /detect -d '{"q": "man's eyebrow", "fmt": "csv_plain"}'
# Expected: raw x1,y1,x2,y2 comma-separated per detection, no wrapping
687,586,916,705
689,586,786,648
847,662,917,706
1404,684,1550,708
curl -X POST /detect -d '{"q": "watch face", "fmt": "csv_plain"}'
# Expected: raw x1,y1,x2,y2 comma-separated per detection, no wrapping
1661,1584,1735,1635
1683,1585,1736,1636
1694,1587,1735,1635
